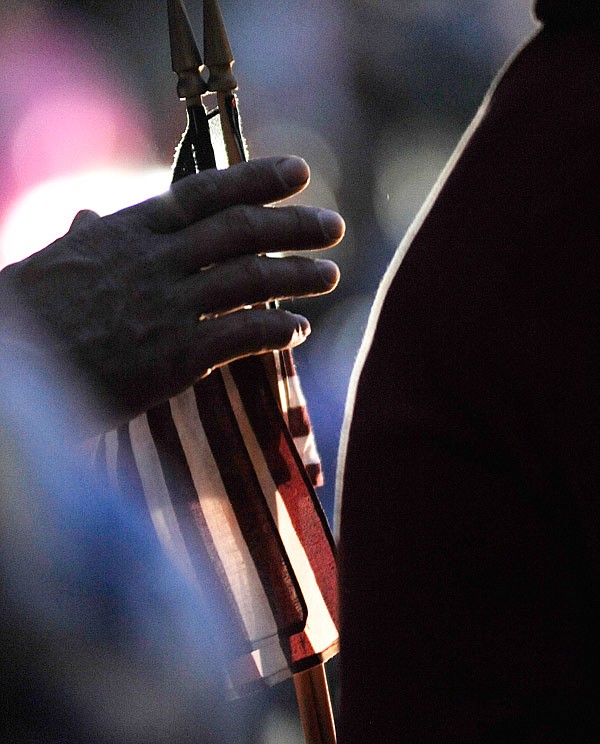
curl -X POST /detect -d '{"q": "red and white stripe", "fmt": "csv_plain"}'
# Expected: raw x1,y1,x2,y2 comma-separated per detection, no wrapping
101,350,338,697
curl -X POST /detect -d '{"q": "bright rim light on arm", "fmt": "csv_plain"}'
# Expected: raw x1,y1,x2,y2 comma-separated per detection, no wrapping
0,167,171,268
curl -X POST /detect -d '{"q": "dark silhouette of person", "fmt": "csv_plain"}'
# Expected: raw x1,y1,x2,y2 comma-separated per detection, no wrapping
337,1,600,740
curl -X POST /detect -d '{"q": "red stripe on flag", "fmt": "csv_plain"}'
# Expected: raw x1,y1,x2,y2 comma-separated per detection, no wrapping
193,370,308,638
286,406,312,438
230,357,340,644
144,401,252,661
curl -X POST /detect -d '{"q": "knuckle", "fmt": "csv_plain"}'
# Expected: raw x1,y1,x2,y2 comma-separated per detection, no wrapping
233,308,273,353
280,206,317,250
190,169,221,205
229,204,261,246
258,309,293,350
144,190,186,231
289,206,307,236
249,311,271,351
166,171,222,224
240,158,264,183
239,254,270,294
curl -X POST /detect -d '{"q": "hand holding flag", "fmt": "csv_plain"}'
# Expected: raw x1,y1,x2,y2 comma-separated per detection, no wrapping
96,2,341,741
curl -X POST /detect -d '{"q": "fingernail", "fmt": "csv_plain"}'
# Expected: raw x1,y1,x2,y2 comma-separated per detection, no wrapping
291,314,311,345
318,209,345,242
298,314,311,336
276,157,310,188
290,315,310,348
316,259,340,287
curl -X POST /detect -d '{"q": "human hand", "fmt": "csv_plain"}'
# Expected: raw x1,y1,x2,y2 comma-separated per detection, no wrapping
0,156,344,431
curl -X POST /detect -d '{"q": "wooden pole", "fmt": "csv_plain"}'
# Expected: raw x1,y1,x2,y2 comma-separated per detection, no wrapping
207,17,338,744
293,664,337,744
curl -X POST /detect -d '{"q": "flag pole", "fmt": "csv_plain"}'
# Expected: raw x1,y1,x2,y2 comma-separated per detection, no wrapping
202,7,340,741
293,664,337,744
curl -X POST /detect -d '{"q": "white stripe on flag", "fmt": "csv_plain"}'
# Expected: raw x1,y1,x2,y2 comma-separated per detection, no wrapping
221,367,338,656
272,351,289,416
290,433,321,468
169,387,288,675
285,374,307,409
251,640,292,685
128,412,197,584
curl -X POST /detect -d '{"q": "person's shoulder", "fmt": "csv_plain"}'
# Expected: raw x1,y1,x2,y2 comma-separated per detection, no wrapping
534,0,600,28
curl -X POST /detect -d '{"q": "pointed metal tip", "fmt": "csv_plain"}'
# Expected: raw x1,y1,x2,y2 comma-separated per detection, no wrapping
203,0,238,91
168,0,202,73
168,0,207,98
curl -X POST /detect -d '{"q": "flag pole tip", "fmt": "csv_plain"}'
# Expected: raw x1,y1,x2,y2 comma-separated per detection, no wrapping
168,0,207,99
203,0,238,92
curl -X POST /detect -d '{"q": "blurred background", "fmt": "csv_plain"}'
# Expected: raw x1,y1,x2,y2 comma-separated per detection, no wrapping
0,0,536,741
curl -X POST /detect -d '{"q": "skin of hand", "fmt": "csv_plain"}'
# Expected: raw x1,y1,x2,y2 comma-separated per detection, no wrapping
0,156,344,433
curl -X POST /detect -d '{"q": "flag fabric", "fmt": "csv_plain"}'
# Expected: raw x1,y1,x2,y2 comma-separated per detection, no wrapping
271,348,324,489
98,298,338,699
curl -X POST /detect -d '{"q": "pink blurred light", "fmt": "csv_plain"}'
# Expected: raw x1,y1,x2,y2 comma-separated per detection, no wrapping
1,8,153,217
11,91,149,188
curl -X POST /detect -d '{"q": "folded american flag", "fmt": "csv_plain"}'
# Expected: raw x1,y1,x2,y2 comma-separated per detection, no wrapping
100,344,338,696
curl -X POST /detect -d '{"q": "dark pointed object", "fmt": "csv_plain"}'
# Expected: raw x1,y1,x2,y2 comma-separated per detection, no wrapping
168,0,215,178
203,0,238,92
168,0,207,101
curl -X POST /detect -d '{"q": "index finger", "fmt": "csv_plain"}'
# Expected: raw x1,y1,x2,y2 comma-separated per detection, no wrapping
130,156,311,233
